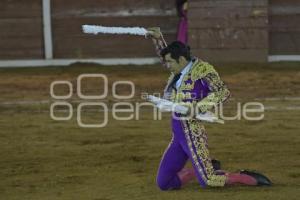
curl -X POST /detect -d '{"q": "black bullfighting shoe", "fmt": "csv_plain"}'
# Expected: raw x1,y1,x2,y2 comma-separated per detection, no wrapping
212,159,221,171
240,170,272,186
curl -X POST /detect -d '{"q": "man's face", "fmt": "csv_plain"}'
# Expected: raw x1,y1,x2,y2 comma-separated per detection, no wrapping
164,53,187,74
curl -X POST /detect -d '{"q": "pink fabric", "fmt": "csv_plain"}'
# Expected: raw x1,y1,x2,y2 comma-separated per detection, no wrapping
177,168,196,185
178,170,258,186
226,173,257,186
177,11,188,44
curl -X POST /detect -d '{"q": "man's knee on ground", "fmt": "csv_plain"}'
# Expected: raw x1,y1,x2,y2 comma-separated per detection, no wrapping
156,178,172,191
157,182,171,191
156,177,180,191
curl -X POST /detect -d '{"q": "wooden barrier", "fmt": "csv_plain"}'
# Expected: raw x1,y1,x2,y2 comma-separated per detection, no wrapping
189,0,269,62
0,0,43,59
269,0,300,55
51,0,178,58
0,0,299,64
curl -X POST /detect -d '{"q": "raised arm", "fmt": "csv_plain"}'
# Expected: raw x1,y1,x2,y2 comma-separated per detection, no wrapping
147,27,168,67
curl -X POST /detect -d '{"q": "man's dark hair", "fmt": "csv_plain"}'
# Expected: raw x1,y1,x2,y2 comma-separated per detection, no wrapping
160,41,192,62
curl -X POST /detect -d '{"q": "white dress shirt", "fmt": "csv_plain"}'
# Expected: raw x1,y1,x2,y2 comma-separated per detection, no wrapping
175,61,193,90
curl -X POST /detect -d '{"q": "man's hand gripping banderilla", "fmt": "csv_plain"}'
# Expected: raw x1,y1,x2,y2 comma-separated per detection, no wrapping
146,27,163,39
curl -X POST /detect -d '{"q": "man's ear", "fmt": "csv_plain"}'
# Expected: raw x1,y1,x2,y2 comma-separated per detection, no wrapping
178,56,187,64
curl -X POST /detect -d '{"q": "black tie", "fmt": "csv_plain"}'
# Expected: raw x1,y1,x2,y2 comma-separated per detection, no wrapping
168,73,182,91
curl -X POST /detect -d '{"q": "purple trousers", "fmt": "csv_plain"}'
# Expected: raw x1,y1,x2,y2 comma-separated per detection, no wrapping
156,116,226,190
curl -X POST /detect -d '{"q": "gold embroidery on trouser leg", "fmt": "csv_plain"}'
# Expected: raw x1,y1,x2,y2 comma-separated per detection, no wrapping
184,120,226,187
181,121,207,184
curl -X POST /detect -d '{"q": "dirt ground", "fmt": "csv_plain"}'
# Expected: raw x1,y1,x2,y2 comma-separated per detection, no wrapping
0,63,299,200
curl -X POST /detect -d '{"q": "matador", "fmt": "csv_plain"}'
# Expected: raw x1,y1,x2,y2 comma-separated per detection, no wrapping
146,27,271,190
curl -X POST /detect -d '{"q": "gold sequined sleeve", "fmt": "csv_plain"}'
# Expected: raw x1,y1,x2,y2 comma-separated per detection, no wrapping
197,70,230,113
